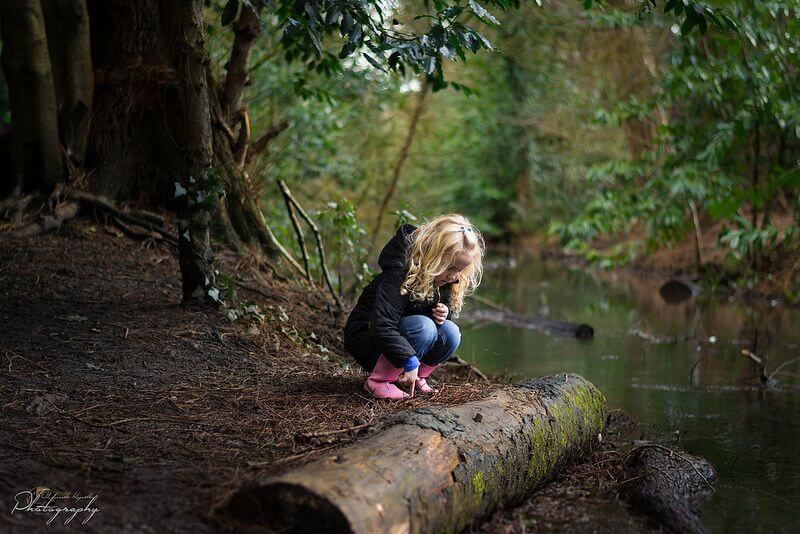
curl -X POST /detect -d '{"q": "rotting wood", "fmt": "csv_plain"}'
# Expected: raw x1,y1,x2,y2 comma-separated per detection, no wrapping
622,445,717,534
220,373,606,533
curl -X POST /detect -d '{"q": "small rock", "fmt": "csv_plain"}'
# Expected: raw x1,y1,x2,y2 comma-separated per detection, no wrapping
473,412,483,422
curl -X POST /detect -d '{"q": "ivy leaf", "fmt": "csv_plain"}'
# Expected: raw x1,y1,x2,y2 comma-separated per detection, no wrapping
221,0,239,26
364,53,386,72
443,6,464,18
469,0,499,25
174,182,188,198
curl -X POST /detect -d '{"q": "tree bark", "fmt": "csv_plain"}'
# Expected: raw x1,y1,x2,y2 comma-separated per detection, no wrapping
208,80,280,259
86,0,175,201
220,2,262,122
0,0,63,194
624,446,716,534
161,0,219,304
221,374,607,533
42,0,94,165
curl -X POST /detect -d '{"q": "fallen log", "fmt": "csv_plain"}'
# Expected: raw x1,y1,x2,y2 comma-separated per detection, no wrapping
220,373,606,533
463,308,594,340
623,445,717,534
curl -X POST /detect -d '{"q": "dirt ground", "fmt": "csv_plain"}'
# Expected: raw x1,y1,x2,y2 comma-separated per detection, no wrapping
0,221,496,532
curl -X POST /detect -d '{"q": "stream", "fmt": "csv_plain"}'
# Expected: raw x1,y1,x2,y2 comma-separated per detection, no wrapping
461,256,800,532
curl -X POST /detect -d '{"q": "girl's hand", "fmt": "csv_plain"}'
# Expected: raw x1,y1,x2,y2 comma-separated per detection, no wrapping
432,303,448,325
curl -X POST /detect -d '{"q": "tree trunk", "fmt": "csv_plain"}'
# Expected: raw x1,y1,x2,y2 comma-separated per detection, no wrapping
221,374,607,533
161,0,219,304
86,0,175,202
0,0,63,194
505,56,530,208
606,0,667,157
208,81,280,258
220,2,262,122
42,0,94,165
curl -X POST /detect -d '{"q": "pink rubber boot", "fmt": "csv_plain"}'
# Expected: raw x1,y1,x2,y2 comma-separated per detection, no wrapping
365,355,409,400
415,363,439,394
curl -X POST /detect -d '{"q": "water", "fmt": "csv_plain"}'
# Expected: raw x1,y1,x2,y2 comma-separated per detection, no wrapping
460,257,800,533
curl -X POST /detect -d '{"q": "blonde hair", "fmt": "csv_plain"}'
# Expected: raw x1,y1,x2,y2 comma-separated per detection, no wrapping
399,213,485,317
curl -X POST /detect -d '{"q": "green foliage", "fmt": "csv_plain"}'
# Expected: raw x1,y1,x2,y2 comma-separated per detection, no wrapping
315,198,374,295
174,166,225,212
214,0,508,90
212,0,735,93
391,208,418,227
202,0,797,284
551,0,800,273
719,215,780,262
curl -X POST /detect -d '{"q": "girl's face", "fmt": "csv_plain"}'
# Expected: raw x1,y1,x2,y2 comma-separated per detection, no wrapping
434,252,473,286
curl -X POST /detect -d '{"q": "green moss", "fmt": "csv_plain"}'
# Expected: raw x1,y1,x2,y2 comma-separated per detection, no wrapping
472,471,485,494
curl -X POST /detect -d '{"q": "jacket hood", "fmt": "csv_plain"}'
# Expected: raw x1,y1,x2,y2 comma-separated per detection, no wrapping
378,223,416,271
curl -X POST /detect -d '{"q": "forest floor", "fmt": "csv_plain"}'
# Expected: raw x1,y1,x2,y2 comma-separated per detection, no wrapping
0,219,688,533
0,221,497,532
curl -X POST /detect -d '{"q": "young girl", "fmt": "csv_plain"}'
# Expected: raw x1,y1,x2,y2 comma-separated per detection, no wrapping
344,214,484,399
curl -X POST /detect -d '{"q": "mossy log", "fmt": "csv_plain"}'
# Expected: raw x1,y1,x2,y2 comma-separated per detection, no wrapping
222,373,607,533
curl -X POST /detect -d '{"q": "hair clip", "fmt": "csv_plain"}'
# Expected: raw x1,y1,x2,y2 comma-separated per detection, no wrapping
460,226,473,234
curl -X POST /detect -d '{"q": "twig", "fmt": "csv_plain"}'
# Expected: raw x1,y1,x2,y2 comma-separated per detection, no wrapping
298,422,373,439
628,444,714,490
112,216,160,242
214,110,237,144
741,348,762,364
246,120,290,163
255,208,306,278
235,280,289,302
769,356,800,382
729,444,765,475
277,180,342,308
278,183,314,284
448,356,490,382
248,443,340,467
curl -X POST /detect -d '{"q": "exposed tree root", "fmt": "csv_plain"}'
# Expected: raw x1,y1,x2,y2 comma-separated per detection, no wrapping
0,194,34,222
2,189,178,247
8,198,78,238
65,189,177,244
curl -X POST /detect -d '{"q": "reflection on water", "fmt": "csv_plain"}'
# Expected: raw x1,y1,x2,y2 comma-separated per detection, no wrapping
461,258,800,533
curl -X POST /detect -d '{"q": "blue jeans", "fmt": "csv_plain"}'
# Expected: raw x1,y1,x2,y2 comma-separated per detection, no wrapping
397,315,461,367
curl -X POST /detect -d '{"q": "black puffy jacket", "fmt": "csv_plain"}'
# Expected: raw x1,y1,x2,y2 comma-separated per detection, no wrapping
343,223,455,371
